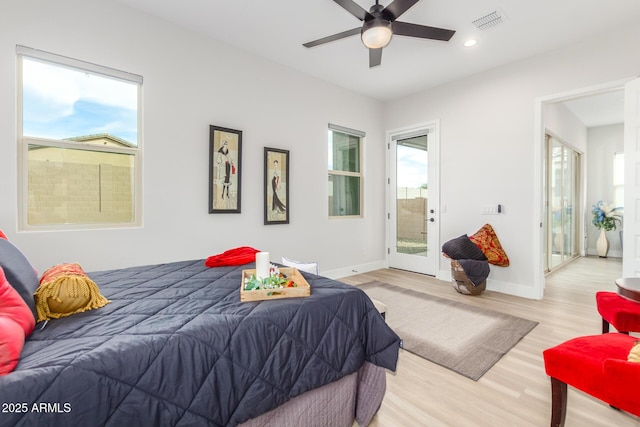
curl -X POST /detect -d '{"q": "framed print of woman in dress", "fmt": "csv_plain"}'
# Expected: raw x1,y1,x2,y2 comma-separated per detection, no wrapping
209,125,242,213
264,147,289,225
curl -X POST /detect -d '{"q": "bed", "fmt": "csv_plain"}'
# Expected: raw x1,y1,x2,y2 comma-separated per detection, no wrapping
0,253,400,427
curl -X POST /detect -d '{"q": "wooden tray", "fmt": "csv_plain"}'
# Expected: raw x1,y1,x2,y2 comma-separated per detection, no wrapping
240,267,310,302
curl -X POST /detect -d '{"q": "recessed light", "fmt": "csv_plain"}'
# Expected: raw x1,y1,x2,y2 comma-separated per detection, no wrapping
464,39,478,47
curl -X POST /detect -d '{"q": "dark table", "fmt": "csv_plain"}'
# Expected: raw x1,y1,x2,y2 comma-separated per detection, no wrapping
615,277,640,303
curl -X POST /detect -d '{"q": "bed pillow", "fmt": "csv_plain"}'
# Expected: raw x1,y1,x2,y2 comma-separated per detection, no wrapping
35,263,110,322
441,235,487,260
0,229,7,240
0,266,35,376
281,256,319,275
469,223,510,267
0,238,39,317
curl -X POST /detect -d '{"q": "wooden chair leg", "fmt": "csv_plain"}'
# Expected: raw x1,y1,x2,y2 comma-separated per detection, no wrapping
602,318,631,335
550,377,567,427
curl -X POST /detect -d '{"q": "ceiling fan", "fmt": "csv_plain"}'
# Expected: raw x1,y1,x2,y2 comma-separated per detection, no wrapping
303,0,455,68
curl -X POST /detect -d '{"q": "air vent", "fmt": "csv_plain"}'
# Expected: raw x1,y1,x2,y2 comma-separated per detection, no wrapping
472,10,505,31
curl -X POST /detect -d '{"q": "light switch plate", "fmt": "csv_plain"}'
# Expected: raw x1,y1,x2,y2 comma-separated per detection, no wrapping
481,204,501,215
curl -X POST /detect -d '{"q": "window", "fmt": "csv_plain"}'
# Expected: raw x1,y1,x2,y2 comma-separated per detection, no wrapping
17,46,142,229
328,124,363,217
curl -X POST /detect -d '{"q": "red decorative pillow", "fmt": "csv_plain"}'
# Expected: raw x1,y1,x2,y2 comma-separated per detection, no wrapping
469,224,510,267
204,246,260,268
0,267,35,336
0,229,7,240
0,317,25,375
0,266,36,376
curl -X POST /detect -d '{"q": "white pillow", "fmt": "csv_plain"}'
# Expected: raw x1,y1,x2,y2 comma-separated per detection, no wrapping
281,256,319,275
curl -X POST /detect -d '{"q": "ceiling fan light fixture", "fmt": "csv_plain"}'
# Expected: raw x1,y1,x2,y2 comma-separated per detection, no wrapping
361,19,393,49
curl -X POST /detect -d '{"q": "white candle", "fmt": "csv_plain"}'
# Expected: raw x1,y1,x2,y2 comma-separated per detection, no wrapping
256,252,270,280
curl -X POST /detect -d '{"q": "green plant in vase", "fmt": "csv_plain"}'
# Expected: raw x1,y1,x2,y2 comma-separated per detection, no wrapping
592,201,623,257
592,201,623,231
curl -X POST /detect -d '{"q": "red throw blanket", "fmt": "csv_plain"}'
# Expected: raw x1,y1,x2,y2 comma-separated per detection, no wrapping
204,246,260,267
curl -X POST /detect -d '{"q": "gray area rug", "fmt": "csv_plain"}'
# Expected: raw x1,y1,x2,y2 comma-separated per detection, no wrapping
359,281,538,381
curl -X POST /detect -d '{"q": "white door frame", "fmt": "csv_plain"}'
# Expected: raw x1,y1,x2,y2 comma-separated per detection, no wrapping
623,77,640,278
534,77,633,298
386,120,440,276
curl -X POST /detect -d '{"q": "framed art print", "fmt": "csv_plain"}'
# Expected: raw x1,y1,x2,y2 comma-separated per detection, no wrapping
209,125,242,213
264,147,289,225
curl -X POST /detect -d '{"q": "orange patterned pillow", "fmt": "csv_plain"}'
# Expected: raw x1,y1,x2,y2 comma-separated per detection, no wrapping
469,224,510,267
35,263,110,322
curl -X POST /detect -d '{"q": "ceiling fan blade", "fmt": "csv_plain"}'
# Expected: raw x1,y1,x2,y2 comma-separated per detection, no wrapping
333,0,373,21
381,0,420,21
303,27,361,48
369,48,382,68
392,21,455,41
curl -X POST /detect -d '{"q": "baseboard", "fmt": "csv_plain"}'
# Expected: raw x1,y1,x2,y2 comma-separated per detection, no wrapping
436,268,450,283
485,278,542,300
438,268,542,300
322,260,387,280
328,262,541,299
586,248,622,258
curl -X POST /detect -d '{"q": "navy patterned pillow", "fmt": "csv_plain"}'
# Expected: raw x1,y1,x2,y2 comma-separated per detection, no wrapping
0,238,39,318
442,234,488,261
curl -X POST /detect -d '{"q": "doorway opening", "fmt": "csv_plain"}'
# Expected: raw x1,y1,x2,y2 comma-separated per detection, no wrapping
535,78,629,296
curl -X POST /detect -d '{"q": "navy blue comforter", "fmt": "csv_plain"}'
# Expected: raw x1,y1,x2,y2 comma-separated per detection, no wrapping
0,260,400,427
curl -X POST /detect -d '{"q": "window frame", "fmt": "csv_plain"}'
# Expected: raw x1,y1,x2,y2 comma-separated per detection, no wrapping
328,124,364,219
16,46,143,231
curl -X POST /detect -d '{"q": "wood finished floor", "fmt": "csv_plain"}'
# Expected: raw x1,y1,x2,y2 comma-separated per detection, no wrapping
340,256,640,427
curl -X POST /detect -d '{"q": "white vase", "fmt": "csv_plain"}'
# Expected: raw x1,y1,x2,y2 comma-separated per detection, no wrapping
597,228,609,258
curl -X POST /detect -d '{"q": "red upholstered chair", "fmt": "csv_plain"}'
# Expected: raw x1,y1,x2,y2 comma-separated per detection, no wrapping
543,333,640,427
596,291,640,334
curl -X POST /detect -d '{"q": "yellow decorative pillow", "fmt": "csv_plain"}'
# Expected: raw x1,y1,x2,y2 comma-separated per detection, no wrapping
469,223,510,267
34,263,110,322
629,341,640,363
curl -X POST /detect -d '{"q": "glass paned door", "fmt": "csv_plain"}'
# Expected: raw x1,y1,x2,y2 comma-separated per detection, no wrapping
396,138,428,255
545,136,580,272
389,128,438,276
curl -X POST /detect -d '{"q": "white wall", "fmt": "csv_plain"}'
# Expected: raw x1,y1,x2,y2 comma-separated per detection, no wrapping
586,124,624,257
2,1,639,298
545,102,588,154
0,0,386,275
383,22,640,298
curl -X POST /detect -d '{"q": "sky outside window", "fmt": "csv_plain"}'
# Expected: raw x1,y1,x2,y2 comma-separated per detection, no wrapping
397,144,428,188
22,57,138,145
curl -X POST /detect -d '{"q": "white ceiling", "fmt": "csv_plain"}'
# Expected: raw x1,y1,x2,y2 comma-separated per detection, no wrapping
114,0,638,125
561,89,625,128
